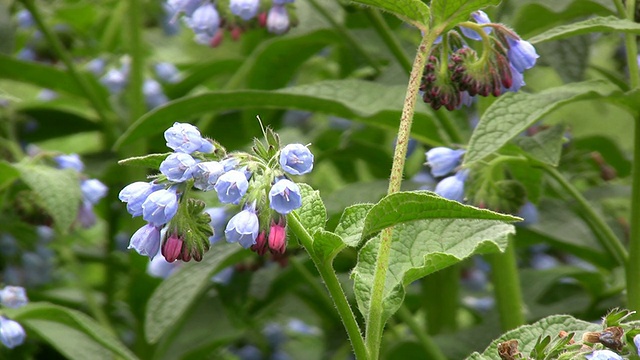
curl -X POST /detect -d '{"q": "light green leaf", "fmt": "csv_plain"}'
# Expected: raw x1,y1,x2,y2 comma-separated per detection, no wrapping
514,125,565,166
0,160,19,190
361,191,520,241
145,244,244,343
529,16,640,44
312,230,346,262
294,183,327,236
113,80,443,150
117,153,171,169
466,315,600,359
350,0,430,27
7,302,138,360
14,163,81,233
463,80,621,166
334,204,374,247
431,0,500,31
352,219,514,323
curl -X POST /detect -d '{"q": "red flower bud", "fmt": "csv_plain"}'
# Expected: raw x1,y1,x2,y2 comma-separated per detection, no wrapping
251,231,268,256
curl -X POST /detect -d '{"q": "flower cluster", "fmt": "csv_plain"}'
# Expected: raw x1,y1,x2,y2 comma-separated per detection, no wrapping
420,11,539,110
165,0,297,47
0,286,28,349
424,147,468,202
119,122,314,263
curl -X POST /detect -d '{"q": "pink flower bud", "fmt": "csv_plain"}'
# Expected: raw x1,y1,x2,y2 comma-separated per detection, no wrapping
268,220,286,254
162,233,183,263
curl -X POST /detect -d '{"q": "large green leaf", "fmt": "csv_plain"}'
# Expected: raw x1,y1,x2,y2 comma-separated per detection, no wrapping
466,315,600,359
14,163,82,233
295,183,327,236
145,244,244,343
529,16,640,44
350,0,430,28
430,0,500,31
463,80,620,166
513,125,565,166
113,80,443,150
6,303,137,360
352,219,514,323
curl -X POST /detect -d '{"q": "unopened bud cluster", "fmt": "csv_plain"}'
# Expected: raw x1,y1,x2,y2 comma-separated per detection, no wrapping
420,11,538,110
119,122,313,263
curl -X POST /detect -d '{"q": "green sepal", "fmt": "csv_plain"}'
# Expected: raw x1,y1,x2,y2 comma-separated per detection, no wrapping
167,198,214,260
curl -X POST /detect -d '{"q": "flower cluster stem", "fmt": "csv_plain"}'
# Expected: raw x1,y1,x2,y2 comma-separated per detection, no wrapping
485,239,525,331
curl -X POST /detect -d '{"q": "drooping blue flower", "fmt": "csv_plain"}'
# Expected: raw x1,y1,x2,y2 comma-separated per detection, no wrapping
100,68,128,94
54,153,84,172
225,206,259,248
164,122,213,154
166,0,201,17
192,161,225,191
230,0,260,21
142,188,179,226
160,152,197,182
0,317,26,349
221,157,240,172
634,334,640,356
269,179,302,214
0,286,28,309
214,170,249,204
460,10,492,41
77,200,97,228
128,223,161,260
586,350,623,360
266,6,290,35
279,144,314,175
435,169,469,202
15,10,34,28
81,179,108,205
205,207,228,243
186,3,220,37
119,181,160,217
506,37,539,73
154,62,180,83
425,147,465,177
143,79,168,109
506,63,525,92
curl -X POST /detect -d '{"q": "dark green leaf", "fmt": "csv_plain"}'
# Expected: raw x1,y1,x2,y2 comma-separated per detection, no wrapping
431,0,500,31
165,59,243,98
514,125,566,166
350,0,430,27
118,153,171,169
0,160,19,190
529,16,640,44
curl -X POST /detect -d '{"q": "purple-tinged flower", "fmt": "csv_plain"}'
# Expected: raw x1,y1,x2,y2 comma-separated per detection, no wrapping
100,68,128,94
586,350,622,360
280,144,314,175
205,207,228,243
460,10,492,41
225,206,259,248
186,3,220,37
516,201,538,227
162,232,183,262
214,170,249,204
221,157,240,172
230,0,260,21
77,200,97,228
154,62,180,83
160,152,197,182
54,153,84,172
269,179,302,214
16,10,34,28
268,220,286,254
0,317,25,349
166,0,201,17
0,286,28,309
143,79,168,109
506,37,539,73
164,122,213,154
128,224,161,260
505,63,525,92
266,6,290,35
273,0,295,4
425,147,465,177
193,161,225,191
142,188,179,226
435,169,469,202
119,182,160,217
81,179,108,204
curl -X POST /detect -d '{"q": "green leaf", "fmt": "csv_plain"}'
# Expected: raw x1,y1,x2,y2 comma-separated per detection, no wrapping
529,16,640,44
7,302,138,360
537,35,590,83
431,0,500,31
295,183,327,236
312,230,346,262
361,191,520,241
467,315,600,359
353,219,514,323
145,244,244,343
118,153,171,169
14,163,81,233
166,59,243,98
463,80,621,166
0,160,19,190
514,125,565,166
113,80,443,150
334,204,374,247
349,0,430,27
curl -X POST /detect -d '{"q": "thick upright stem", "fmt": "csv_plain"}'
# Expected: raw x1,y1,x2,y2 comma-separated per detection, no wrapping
365,33,435,360
422,266,460,334
485,239,525,331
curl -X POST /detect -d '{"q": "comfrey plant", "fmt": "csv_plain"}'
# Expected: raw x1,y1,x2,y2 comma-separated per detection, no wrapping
119,122,313,263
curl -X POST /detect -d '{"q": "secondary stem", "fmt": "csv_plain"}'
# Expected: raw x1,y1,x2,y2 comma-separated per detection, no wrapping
364,9,413,73
396,305,447,360
365,33,436,360
485,239,525,331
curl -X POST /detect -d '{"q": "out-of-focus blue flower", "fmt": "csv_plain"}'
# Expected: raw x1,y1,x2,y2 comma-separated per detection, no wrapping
211,266,234,285
426,147,465,177
263,322,286,347
435,169,469,202
37,89,58,101
269,179,302,214
81,179,108,204
128,223,161,260
160,152,197,182
77,200,97,228
280,144,313,175
167,0,201,17
119,182,160,217
634,334,640,356
164,122,213,154
460,10,492,41
267,6,290,35
186,3,220,37
0,286,28,309
54,153,84,172
272,351,292,360
193,161,225,191
214,170,249,204
100,68,128,94
85,58,106,76
16,48,36,61
143,79,168,109
230,0,260,21
205,207,228,243
506,63,525,92
154,62,181,83
16,10,34,28
516,201,538,226
147,252,180,278
142,188,179,226
0,317,25,349
462,295,494,312
287,319,319,335
586,350,623,360
273,0,295,4
235,345,262,360
225,206,259,248
506,37,539,73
